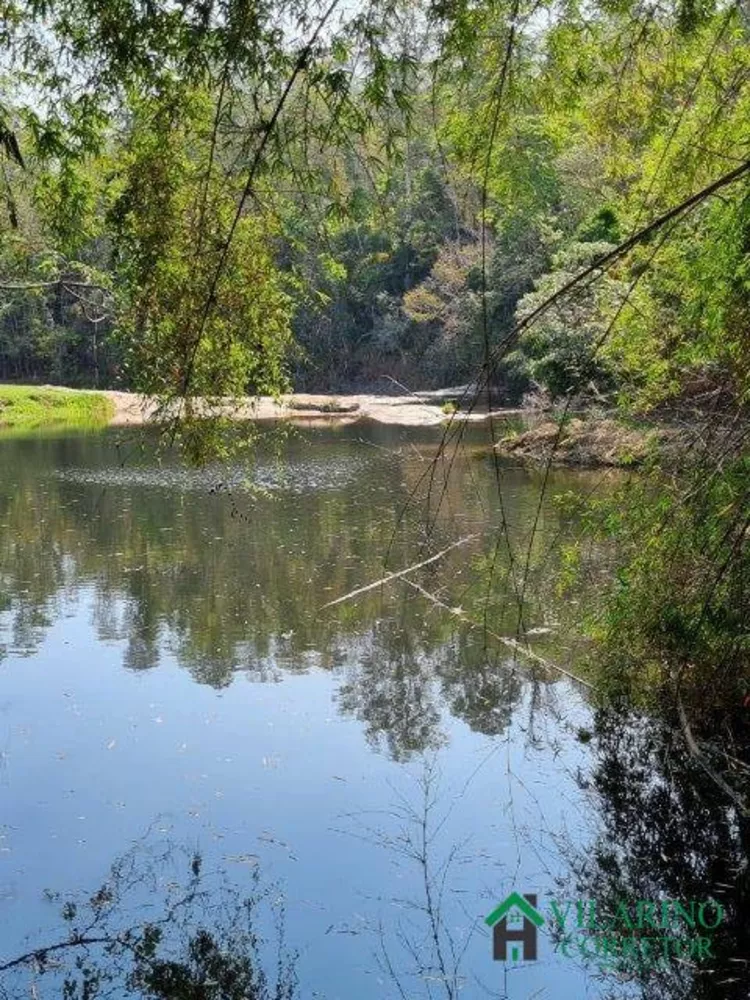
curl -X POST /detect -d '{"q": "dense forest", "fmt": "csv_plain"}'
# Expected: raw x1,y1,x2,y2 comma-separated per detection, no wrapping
0,0,747,405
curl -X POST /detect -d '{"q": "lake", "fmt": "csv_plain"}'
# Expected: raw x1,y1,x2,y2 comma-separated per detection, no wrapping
0,422,726,999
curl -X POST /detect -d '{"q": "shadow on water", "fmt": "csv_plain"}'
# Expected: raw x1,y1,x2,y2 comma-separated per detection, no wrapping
3,719,750,998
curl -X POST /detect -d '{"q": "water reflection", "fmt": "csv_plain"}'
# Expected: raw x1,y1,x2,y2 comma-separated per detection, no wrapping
565,706,750,998
337,634,526,759
0,425,590,755
9,705,748,1000
0,423,631,999
0,836,296,1000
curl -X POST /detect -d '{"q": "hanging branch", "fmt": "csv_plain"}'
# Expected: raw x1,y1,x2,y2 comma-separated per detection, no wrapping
177,0,343,406
676,696,749,816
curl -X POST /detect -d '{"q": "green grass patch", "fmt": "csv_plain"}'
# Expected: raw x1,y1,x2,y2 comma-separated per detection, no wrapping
0,386,114,430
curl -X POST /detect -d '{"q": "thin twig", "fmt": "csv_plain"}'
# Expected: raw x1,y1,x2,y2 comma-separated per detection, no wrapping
0,936,118,973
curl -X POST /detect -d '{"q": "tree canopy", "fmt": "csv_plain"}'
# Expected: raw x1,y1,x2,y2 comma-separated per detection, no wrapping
0,0,747,419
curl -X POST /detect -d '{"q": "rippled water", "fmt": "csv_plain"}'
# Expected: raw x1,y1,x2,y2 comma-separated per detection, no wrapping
0,422,694,999
55,452,369,494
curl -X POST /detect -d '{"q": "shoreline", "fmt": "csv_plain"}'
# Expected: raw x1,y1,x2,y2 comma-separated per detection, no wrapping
0,385,114,430
1,386,689,470
0,384,526,430
99,388,525,428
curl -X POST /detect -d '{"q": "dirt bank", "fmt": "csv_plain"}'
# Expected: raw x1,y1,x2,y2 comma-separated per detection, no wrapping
496,416,677,468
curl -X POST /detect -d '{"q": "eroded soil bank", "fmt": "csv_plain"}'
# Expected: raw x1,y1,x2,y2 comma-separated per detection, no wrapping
495,416,679,467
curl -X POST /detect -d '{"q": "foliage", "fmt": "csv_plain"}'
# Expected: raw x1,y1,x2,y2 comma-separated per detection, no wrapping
401,238,483,381
574,443,750,716
513,240,626,399
108,86,295,456
0,0,747,412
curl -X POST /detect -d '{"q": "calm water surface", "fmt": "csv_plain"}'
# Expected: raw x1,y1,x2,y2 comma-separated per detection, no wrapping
0,423,643,998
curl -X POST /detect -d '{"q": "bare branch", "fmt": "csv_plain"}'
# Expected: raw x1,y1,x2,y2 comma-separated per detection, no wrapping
319,535,478,609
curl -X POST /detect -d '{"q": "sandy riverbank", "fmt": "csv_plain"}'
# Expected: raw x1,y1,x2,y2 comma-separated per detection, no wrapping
102,389,522,428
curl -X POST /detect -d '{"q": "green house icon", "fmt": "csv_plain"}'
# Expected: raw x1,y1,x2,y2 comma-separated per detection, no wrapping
485,892,544,962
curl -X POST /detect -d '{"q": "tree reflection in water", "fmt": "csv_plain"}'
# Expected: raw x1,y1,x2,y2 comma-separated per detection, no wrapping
0,837,296,1000
565,707,750,999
